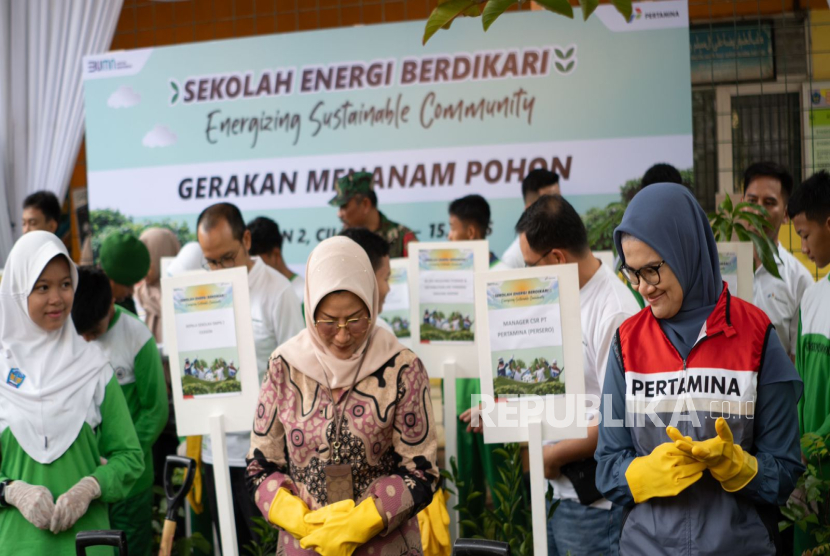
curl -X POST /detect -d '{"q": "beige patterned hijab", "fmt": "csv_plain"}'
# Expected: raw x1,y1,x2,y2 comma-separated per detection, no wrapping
274,236,404,389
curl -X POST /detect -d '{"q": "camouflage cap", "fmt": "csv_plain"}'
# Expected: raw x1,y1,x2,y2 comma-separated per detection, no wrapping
329,172,374,207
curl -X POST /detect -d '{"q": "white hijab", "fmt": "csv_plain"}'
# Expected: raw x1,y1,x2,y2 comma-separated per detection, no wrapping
0,232,112,464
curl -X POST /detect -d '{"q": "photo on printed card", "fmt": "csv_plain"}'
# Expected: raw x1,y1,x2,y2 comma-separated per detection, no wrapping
418,248,475,343
173,282,243,399
487,276,564,399
380,263,411,339
179,346,242,398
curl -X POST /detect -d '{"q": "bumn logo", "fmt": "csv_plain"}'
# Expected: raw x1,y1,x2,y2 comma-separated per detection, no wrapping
87,58,132,74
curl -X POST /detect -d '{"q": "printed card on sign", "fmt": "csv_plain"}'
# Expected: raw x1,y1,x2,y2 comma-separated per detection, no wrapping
475,264,586,444
173,282,242,399
418,248,476,345
379,258,412,342
162,267,258,436
487,276,564,398
409,241,489,379
716,242,753,302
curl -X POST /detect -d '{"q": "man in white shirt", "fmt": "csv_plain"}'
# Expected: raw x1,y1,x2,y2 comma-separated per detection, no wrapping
197,203,304,554
516,195,640,556
247,216,304,307
742,162,814,361
500,169,561,268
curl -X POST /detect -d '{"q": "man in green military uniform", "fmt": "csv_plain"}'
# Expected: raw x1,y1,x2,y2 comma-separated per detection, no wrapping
330,172,417,259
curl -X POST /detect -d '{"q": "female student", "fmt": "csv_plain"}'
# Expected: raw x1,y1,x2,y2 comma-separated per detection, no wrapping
0,232,144,554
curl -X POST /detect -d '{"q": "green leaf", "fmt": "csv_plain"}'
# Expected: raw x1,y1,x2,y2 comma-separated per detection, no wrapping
547,497,561,519
737,211,774,234
555,62,566,72
565,60,574,72
611,0,632,20
466,491,484,503
482,0,518,31
493,448,511,460
722,193,734,214
423,0,478,45
534,0,574,18
460,519,483,532
578,0,600,20
565,46,575,58
555,48,566,59
746,229,782,279
779,520,792,532
806,514,820,525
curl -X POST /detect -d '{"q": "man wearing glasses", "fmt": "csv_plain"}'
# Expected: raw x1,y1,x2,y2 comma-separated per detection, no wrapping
515,194,640,556
196,202,304,554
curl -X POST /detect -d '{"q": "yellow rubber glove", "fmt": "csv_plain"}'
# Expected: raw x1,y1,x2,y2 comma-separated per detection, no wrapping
300,497,384,556
625,442,707,503
303,499,356,528
268,488,312,540
417,488,451,556
667,417,758,492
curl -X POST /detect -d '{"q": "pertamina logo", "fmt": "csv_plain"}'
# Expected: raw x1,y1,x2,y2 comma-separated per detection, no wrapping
629,5,681,23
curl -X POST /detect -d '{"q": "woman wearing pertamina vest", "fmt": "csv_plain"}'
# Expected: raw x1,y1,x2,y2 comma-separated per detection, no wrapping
596,184,804,555
0,232,144,555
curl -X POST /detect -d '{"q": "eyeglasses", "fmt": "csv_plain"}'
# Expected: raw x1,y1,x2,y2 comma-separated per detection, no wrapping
620,260,666,287
203,246,243,270
314,316,372,338
525,249,553,268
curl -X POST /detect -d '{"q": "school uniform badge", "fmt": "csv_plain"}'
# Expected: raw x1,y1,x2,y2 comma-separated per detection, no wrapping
6,368,25,388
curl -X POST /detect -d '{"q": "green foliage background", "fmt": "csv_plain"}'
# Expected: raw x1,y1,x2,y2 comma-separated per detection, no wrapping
90,209,195,263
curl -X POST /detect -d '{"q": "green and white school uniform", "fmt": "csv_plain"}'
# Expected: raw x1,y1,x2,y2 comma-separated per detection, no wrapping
0,232,144,556
796,275,830,437
795,274,830,555
95,305,168,556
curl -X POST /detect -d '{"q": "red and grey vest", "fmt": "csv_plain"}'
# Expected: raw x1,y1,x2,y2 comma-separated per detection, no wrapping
615,285,778,555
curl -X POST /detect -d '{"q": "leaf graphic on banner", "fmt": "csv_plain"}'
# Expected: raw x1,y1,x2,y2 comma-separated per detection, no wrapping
534,0,574,19
565,61,574,72
482,0,517,32
565,47,575,58
170,80,179,105
555,62,566,73
578,0,600,21
555,48,565,59
423,0,480,44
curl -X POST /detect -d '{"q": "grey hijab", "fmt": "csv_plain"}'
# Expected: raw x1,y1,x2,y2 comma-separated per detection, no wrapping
614,183,723,358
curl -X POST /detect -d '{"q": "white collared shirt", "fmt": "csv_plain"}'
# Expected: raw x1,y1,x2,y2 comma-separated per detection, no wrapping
753,244,814,359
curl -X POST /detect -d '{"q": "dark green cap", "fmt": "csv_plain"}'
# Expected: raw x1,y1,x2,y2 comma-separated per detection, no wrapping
99,233,150,286
329,172,374,207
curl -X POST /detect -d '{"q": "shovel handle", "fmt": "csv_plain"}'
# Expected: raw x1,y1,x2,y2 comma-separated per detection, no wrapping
163,455,196,521
76,530,128,556
158,520,177,556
